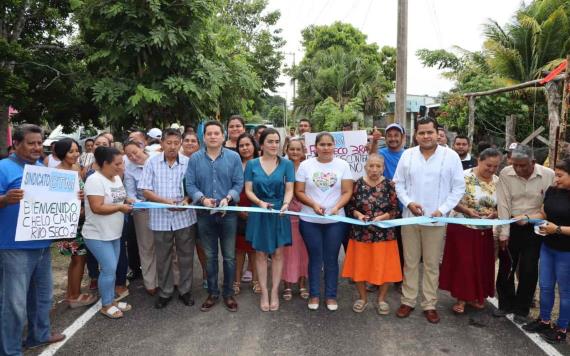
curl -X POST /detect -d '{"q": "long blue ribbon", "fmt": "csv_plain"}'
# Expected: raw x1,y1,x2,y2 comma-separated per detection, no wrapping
133,202,519,228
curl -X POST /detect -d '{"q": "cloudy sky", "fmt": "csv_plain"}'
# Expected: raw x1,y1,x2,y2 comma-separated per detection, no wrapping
267,0,522,103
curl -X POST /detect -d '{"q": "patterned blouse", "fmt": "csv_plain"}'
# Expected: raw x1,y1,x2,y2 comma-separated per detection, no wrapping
346,177,400,243
453,168,499,229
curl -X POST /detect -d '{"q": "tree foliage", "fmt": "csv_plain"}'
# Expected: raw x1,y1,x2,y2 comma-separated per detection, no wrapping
77,0,283,131
1,1,98,154
483,0,570,82
292,22,395,121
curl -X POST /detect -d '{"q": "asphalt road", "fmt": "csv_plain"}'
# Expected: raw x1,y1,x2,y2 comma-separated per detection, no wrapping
27,261,570,356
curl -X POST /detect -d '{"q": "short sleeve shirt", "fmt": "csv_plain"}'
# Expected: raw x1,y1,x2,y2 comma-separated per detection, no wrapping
82,171,126,241
296,157,353,224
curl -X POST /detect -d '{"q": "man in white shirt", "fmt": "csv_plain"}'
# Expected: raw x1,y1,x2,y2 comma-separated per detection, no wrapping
393,117,465,323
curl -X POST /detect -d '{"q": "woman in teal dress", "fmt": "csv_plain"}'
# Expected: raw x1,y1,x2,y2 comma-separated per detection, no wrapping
245,128,295,312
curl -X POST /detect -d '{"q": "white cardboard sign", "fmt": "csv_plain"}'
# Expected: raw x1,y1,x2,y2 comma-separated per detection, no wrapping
15,165,80,241
304,130,368,179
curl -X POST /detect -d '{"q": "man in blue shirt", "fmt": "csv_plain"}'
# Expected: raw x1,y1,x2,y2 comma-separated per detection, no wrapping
186,120,244,313
0,124,65,355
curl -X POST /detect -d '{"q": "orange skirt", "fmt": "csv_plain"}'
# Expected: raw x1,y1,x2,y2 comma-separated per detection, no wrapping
342,239,402,285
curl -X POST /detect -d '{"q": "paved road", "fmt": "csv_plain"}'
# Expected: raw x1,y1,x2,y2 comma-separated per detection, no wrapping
28,264,570,356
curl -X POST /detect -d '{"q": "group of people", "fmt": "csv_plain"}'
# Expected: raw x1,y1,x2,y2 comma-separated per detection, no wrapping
1,116,569,355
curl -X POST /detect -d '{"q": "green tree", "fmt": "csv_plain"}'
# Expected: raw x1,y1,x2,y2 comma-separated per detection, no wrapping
292,22,395,120
311,97,363,132
483,0,570,82
77,0,283,131
1,1,97,154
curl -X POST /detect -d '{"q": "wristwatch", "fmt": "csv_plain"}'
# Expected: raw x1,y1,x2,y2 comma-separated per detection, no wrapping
555,225,562,234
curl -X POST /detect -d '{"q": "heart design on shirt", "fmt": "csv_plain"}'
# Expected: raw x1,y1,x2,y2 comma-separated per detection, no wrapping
312,171,338,192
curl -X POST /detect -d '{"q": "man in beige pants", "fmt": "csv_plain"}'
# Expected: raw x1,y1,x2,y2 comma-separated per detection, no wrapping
393,118,466,323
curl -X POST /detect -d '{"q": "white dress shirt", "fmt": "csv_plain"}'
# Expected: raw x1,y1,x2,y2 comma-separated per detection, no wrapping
394,145,466,225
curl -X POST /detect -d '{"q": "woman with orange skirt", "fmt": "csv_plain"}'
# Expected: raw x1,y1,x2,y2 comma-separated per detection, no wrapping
342,153,402,314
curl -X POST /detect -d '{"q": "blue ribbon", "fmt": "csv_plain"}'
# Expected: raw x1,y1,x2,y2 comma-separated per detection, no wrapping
133,202,518,228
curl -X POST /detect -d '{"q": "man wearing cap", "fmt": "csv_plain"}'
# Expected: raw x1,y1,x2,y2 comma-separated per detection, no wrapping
452,135,477,170
495,144,554,323
146,128,163,154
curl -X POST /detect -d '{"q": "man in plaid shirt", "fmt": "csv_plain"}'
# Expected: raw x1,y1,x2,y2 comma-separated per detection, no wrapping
139,128,197,309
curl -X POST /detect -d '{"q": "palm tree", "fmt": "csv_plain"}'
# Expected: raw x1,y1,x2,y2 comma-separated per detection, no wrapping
483,0,570,83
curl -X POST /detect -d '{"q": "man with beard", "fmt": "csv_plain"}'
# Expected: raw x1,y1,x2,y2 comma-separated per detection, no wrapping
393,117,465,324
453,135,477,170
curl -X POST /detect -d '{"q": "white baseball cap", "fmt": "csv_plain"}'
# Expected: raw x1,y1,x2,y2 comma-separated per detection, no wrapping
147,128,162,139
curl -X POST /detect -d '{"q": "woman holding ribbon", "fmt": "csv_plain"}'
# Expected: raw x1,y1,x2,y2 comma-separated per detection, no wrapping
281,138,310,301
521,158,570,344
295,132,353,311
245,128,295,311
83,146,133,319
234,133,260,295
439,148,502,314
342,153,401,314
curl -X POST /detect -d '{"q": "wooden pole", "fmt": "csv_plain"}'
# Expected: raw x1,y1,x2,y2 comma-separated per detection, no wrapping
395,0,408,125
505,114,516,148
558,55,570,164
467,96,476,149
464,74,565,98
545,81,561,167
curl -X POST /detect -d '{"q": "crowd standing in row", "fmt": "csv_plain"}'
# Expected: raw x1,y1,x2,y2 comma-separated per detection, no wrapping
1,116,570,355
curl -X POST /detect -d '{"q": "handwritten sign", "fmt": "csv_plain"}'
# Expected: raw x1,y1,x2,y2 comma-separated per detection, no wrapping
15,165,80,241
304,130,368,179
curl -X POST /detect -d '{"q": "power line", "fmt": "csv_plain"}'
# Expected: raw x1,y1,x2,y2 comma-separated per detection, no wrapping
361,0,374,29
312,0,334,24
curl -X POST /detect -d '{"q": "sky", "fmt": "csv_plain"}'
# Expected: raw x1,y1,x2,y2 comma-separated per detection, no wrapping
267,0,522,104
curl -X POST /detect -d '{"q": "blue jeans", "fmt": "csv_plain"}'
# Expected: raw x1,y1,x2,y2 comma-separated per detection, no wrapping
84,238,120,306
299,221,348,299
0,248,52,355
197,213,237,298
539,244,570,329
85,218,129,286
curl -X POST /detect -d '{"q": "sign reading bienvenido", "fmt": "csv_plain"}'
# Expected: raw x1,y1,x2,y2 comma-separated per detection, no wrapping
304,130,368,179
15,165,80,241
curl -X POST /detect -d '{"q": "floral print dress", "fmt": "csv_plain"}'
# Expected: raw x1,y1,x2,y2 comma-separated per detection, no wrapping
346,177,400,242
57,179,87,256
452,168,499,229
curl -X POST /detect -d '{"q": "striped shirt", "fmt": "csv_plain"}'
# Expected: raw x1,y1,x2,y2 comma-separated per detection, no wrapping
138,153,196,231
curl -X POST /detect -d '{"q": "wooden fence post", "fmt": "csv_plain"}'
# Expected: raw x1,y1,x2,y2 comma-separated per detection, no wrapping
545,81,561,168
467,96,475,151
505,114,516,148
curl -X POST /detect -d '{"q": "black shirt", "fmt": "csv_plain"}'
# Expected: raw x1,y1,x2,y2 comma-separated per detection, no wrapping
461,157,477,170
543,187,570,252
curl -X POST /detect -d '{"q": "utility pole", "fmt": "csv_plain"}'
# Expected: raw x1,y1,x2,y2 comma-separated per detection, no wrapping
395,0,408,126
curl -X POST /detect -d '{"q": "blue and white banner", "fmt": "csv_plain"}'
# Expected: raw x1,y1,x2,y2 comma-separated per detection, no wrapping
133,202,520,228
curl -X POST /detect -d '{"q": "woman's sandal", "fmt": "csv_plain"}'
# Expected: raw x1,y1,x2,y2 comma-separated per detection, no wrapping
260,293,270,312
299,288,309,300
233,281,241,295
352,299,368,313
68,293,98,309
115,302,132,312
452,301,466,314
100,305,123,319
252,281,261,294
282,288,293,301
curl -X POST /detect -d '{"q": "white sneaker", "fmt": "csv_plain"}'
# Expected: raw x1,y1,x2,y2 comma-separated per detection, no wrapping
377,301,390,315
326,302,338,311
241,270,253,283
308,302,319,310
